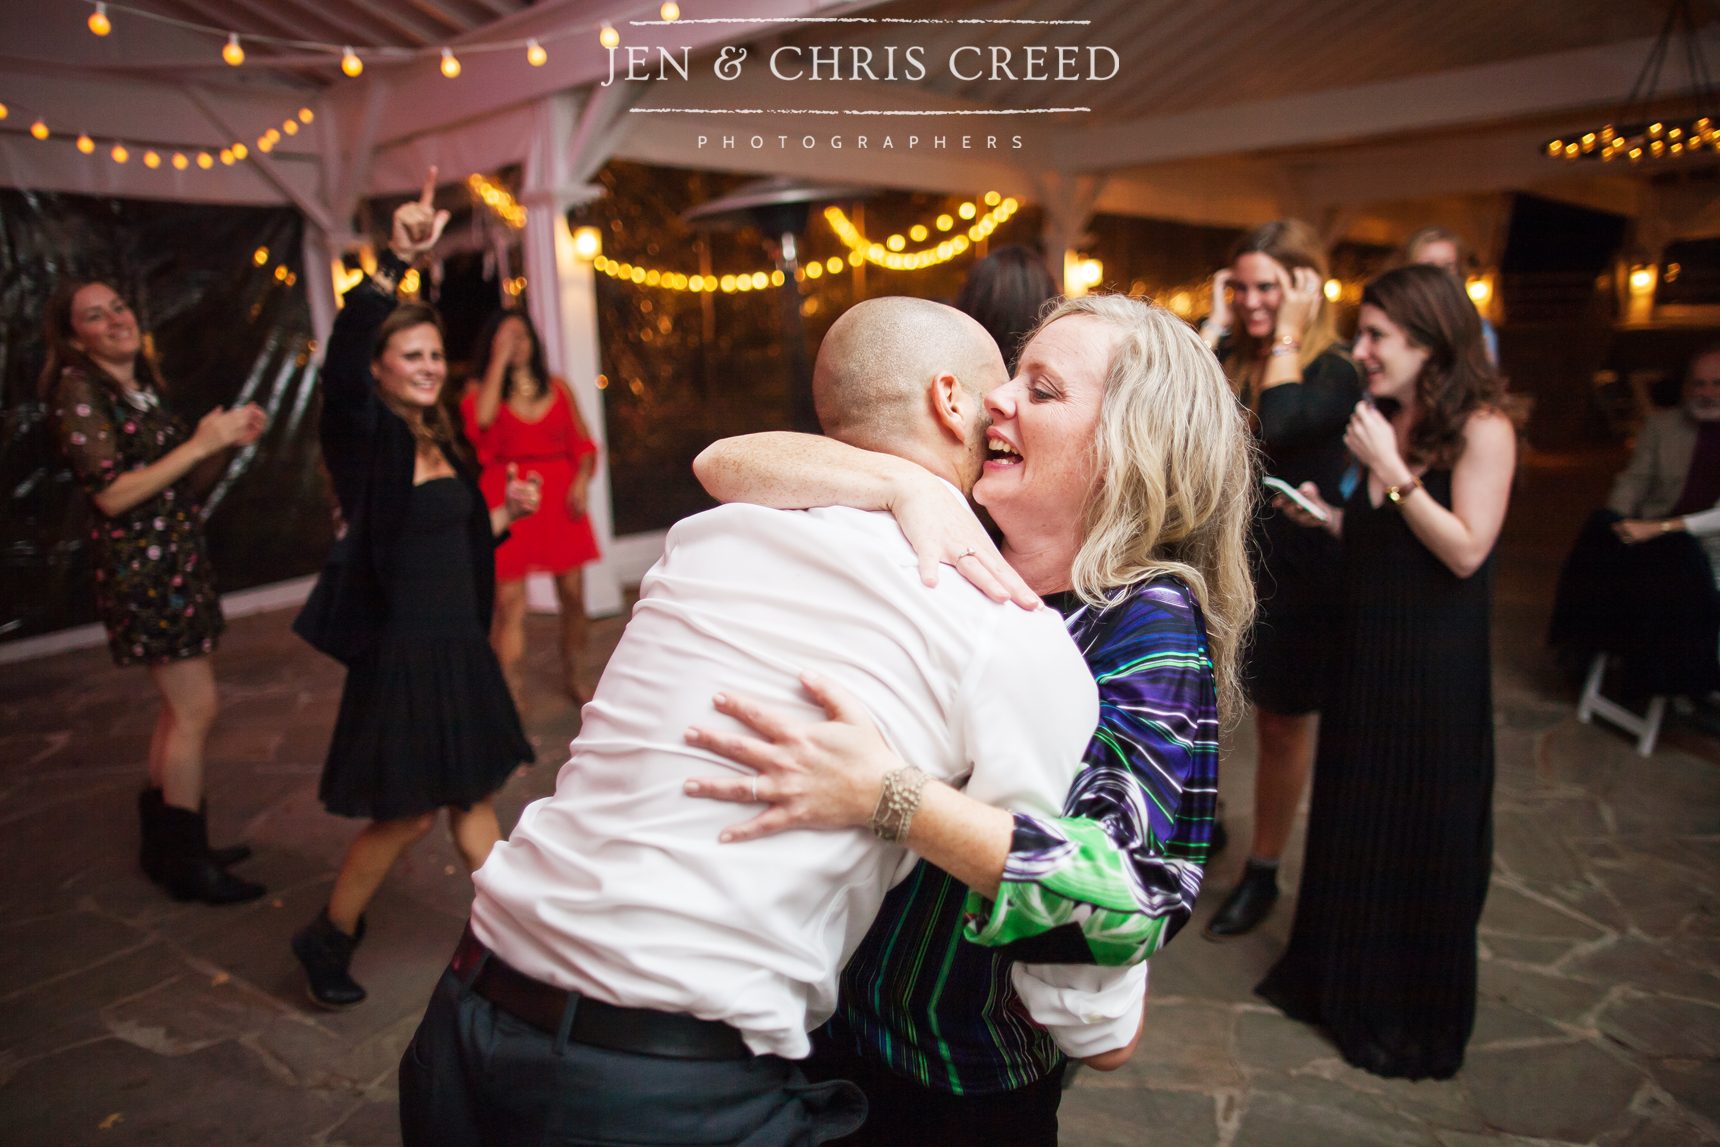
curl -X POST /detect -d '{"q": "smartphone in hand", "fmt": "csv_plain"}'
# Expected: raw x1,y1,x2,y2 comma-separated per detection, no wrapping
1263,476,1330,523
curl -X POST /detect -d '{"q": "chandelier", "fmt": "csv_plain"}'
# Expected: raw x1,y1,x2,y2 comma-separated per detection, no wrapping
1545,0,1716,165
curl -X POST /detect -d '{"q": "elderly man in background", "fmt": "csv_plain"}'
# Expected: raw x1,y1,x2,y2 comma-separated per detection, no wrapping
1549,344,1720,700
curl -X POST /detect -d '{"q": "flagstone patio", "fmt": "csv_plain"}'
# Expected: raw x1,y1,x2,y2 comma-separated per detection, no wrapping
1,449,1716,1146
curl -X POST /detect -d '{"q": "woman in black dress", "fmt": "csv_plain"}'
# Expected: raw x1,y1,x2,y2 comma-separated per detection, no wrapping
1201,220,1363,939
43,280,269,905
1257,264,1515,1079
292,170,540,1008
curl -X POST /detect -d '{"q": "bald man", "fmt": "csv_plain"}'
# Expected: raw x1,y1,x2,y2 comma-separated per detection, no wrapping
399,299,1128,1147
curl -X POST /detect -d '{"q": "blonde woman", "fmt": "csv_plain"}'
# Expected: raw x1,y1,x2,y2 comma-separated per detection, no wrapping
1202,219,1364,941
685,294,1255,1144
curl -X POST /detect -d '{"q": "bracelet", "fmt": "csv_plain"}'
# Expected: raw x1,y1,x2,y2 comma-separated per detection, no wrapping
866,765,931,844
1268,335,1302,357
1385,477,1423,505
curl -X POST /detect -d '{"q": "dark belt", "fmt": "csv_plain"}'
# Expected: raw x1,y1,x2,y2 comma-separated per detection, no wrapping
451,927,751,1061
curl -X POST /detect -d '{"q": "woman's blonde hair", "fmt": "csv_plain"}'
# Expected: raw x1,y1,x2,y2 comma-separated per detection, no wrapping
1038,294,1258,724
1223,218,1339,388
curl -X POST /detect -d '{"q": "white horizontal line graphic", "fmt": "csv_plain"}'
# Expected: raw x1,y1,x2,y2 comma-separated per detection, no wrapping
630,108,1091,115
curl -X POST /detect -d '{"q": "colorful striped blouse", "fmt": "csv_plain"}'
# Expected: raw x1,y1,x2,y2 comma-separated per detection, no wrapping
822,575,1219,1094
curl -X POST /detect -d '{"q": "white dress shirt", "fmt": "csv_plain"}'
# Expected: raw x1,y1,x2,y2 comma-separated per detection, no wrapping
472,490,1113,1059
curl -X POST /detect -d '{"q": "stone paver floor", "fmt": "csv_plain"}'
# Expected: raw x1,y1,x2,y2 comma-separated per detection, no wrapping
2,449,1717,1145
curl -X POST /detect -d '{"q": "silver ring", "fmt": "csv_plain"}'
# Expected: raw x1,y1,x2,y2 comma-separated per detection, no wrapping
958,548,977,560
751,775,758,803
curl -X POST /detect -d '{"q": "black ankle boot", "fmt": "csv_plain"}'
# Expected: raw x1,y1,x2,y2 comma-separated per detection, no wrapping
292,910,368,1009
1202,860,1279,941
155,802,267,905
138,790,252,884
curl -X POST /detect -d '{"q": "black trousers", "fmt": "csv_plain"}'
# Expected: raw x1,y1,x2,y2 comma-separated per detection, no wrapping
802,1043,1064,1147
399,968,866,1147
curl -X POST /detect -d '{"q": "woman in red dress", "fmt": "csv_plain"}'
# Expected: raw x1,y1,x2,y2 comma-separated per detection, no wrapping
462,310,600,703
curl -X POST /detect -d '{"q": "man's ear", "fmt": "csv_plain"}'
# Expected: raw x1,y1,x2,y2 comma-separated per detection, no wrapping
930,371,966,441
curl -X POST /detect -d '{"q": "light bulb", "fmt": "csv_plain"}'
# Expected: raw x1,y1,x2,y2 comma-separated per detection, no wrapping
220,148,235,165
299,108,314,123
282,119,298,135
172,152,188,169
440,48,460,78
30,118,47,138
572,226,601,259
827,257,843,274
600,25,619,49
77,133,95,154
265,128,280,143
144,150,160,168
909,224,927,241
661,2,680,19
1323,278,1341,300
88,3,110,35
197,151,213,168
984,190,1000,206
958,202,976,219
527,39,546,66
110,144,128,163
258,136,273,152
936,214,952,231
232,142,248,159
223,33,244,66
341,48,363,76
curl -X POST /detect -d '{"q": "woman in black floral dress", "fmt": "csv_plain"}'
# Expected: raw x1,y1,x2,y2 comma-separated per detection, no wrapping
44,280,269,905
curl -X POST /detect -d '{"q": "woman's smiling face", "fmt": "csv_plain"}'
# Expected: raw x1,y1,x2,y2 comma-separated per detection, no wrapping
1352,302,1429,403
373,322,447,409
68,283,142,365
974,314,1113,541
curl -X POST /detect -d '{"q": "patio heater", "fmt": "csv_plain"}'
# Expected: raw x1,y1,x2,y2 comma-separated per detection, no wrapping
683,178,873,434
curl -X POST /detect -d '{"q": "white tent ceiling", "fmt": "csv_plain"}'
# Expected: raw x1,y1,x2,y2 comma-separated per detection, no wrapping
0,0,1704,258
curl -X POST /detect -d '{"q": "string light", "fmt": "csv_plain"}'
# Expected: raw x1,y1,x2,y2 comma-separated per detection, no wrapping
68,2,652,83
282,118,298,135
299,107,314,123
661,2,681,19
220,147,234,164
232,142,248,159
31,119,48,139
143,150,160,167
823,195,1019,272
468,172,526,228
197,151,213,168
172,152,188,169
110,143,128,163
77,133,95,153
593,256,784,294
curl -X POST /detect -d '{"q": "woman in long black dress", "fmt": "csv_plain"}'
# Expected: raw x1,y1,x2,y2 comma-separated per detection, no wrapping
1202,220,1363,939
1257,263,1515,1080
291,170,540,1008
43,280,269,905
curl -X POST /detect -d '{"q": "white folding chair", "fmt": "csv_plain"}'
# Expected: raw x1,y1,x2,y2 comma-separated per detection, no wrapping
1577,653,1667,757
